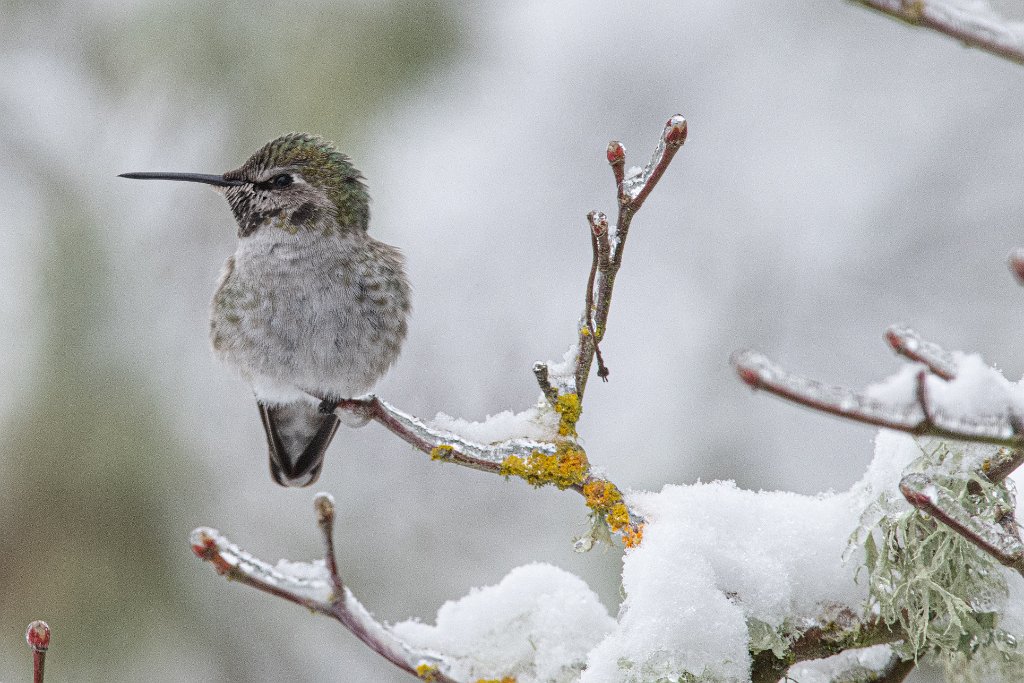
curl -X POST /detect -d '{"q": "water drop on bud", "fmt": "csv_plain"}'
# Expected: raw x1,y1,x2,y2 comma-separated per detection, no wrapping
26,621,50,651
663,115,688,146
606,141,625,165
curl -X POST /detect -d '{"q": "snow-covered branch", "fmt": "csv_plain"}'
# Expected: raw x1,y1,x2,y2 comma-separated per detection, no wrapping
852,0,1024,64
191,494,458,682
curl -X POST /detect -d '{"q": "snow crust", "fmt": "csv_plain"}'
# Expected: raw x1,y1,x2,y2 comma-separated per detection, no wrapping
430,403,558,443
392,563,615,683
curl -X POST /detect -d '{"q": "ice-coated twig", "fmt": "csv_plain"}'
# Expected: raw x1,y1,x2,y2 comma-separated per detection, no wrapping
328,394,644,543
25,621,50,683
332,395,557,475
884,325,957,380
900,473,1024,576
574,115,687,396
532,361,559,405
585,210,611,380
192,494,458,682
851,0,1024,65
731,349,1024,448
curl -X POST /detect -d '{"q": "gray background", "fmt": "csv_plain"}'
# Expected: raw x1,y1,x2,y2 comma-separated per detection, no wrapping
1,1,1021,680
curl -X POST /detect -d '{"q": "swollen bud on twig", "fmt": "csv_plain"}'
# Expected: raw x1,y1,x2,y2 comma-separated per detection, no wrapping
26,621,50,651
663,115,688,147
606,140,625,166
587,210,608,236
607,141,626,192
1009,248,1024,286
314,492,336,530
26,621,49,683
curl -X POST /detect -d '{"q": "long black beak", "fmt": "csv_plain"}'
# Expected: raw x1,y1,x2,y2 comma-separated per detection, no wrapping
118,172,242,187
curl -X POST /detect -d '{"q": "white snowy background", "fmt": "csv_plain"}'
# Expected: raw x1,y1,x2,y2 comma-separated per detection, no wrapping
1,0,1023,681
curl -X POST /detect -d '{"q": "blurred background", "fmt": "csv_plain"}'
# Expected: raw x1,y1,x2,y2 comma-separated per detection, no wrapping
1,1,1022,680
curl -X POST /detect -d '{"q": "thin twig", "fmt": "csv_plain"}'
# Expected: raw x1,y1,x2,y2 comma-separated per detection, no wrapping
574,115,687,397
532,362,559,405
884,325,957,380
900,473,1024,576
585,210,610,380
851,0,1024,65
25,621,50,683
732,349,1024,449
192,497,458,682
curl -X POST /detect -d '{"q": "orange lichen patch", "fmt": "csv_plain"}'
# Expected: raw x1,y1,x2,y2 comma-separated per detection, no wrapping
554,393,582,437
416,663,438,681
622,523,644,549
475,678,516,683
430,444,455,461
500,444,588,489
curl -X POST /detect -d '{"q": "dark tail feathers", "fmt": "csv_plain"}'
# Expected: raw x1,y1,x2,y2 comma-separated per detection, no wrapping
258,402,340,487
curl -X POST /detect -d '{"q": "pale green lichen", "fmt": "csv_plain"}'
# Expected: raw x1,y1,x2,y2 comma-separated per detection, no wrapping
850,442,1019,665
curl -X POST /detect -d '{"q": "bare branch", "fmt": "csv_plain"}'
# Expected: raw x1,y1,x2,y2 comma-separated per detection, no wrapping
191,496,458,683
333,396,557,476
575,116,688,397
885,325,957,380
900,473,1024,575
532,361,559,405
731,349,1023,448
25,621,50,683
852,0,1024,65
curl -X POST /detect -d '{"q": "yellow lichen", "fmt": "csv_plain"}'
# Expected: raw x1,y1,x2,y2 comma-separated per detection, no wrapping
580,326,591,337
500,444,588,489
554,393,582,437
416,663,438,681
475,678,516,683
622,523,644,549
606,502,631,532
583,479,623,511
430,444,454,461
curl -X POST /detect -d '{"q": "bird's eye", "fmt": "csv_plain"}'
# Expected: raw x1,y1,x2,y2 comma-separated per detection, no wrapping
272,174,293,188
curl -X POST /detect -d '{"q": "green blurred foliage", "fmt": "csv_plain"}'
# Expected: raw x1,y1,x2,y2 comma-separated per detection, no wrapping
0,1,461,679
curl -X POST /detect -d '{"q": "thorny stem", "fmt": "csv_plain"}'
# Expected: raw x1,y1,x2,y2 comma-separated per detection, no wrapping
574,115,687,398
192,496,458,683
851,0,1024,65
25,621,50,683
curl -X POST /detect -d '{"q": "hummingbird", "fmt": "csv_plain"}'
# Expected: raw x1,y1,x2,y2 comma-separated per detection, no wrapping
121,133,411,486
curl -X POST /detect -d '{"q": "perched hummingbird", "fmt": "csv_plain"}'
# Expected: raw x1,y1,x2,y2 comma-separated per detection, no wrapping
122,133,411,486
